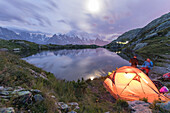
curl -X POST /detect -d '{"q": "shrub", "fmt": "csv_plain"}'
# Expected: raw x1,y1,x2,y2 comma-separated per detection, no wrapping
149,100,167,112
139,97,148,103
115,99,129,108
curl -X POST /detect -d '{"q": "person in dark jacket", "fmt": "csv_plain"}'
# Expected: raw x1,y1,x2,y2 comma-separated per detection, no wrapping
129,56,138,68
140,58,153,76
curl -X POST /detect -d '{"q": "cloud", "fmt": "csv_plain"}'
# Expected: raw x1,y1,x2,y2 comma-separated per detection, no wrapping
58,20,67,24
0,0,169,41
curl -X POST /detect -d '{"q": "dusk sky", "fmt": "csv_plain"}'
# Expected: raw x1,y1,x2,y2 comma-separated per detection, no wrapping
0,0,170,41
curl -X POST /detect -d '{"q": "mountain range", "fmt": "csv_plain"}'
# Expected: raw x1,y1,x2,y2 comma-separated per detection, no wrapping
0,27,109,46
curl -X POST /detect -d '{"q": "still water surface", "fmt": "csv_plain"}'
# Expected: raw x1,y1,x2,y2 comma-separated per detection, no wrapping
23,48,130,81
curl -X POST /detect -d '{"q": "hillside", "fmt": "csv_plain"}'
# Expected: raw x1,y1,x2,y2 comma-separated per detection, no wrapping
0,51,133,113
0,39,99,56
0,39,169,112
106,12,170,55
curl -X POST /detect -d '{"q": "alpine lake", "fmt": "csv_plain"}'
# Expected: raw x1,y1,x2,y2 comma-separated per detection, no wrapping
23,48,130,81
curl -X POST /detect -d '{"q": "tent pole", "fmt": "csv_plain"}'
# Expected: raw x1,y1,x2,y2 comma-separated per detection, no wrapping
119,76,135,95
140,80,145,95
112,71,119,97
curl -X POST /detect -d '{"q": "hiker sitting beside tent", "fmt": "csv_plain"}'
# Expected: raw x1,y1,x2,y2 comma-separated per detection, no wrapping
140,58,153,76
129,55,138,68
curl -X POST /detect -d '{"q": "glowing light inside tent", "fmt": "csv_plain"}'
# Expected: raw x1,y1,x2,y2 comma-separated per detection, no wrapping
90,76,95,80
124,73,134,79
142,78,148,84
87,0,100,13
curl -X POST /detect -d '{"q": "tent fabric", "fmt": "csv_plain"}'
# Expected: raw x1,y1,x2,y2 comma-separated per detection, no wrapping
103,66,169,103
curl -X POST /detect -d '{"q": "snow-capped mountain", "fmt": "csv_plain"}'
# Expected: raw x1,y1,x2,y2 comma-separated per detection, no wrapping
47,34,83,45
66,30,103,40
0,27,109,46
47,31,109,46
0,27,21,40
47,33,108,46
0,27,49,44
19,32,50,44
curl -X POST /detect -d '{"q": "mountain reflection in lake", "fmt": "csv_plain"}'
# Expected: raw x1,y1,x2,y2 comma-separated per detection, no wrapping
23,48,130,81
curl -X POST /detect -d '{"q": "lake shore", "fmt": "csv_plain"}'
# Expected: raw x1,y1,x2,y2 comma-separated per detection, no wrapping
0,38,169,113
0,50,169,113
0,51,131,112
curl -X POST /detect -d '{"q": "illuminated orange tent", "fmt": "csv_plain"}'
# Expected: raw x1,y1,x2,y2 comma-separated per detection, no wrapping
103,66,169,103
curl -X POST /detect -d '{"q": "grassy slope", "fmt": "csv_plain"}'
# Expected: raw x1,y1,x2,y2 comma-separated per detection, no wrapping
136,36,170,55
1,39,168,112
0,39,99,51
0,51,130,113
0,39,40,51
0,51,59,112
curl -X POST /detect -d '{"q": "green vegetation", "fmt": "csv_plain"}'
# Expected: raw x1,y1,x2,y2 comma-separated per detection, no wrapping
0,39,40,51
112,99,130,113
0,39,100,57
0,38,169,112
0,39,99,51
0,51,130,112
136,36,170,55
139,97,148,103
149,100,168,113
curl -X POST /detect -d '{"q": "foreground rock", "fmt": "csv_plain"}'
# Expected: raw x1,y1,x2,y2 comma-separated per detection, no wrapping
0,86,44,112
133,43,148,50
128,101,152,113
0,107,15,113
56,102,79,112
0,48,8,51
156,101,170,112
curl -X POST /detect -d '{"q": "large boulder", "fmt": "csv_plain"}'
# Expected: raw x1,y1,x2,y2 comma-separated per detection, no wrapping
33,94,44,102
0,48,8,51
30,89,41,93
128,101,152,113
116,28,141,41
0,107,15,113
143,33,158,40
165,31,170,37
13,48,21,51
13,91,33,107
133,43,148,50
57,102,69,110
17,91,31,96
155,20,170,33
156,101,170,112
0,91,11,96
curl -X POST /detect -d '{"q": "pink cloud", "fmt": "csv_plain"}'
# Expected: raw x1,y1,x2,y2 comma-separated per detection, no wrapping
92,23,97,27
109,20,114,24
103,16,109,20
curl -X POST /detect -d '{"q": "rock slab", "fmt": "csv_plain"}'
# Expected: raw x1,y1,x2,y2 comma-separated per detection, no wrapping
128,100,152,113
